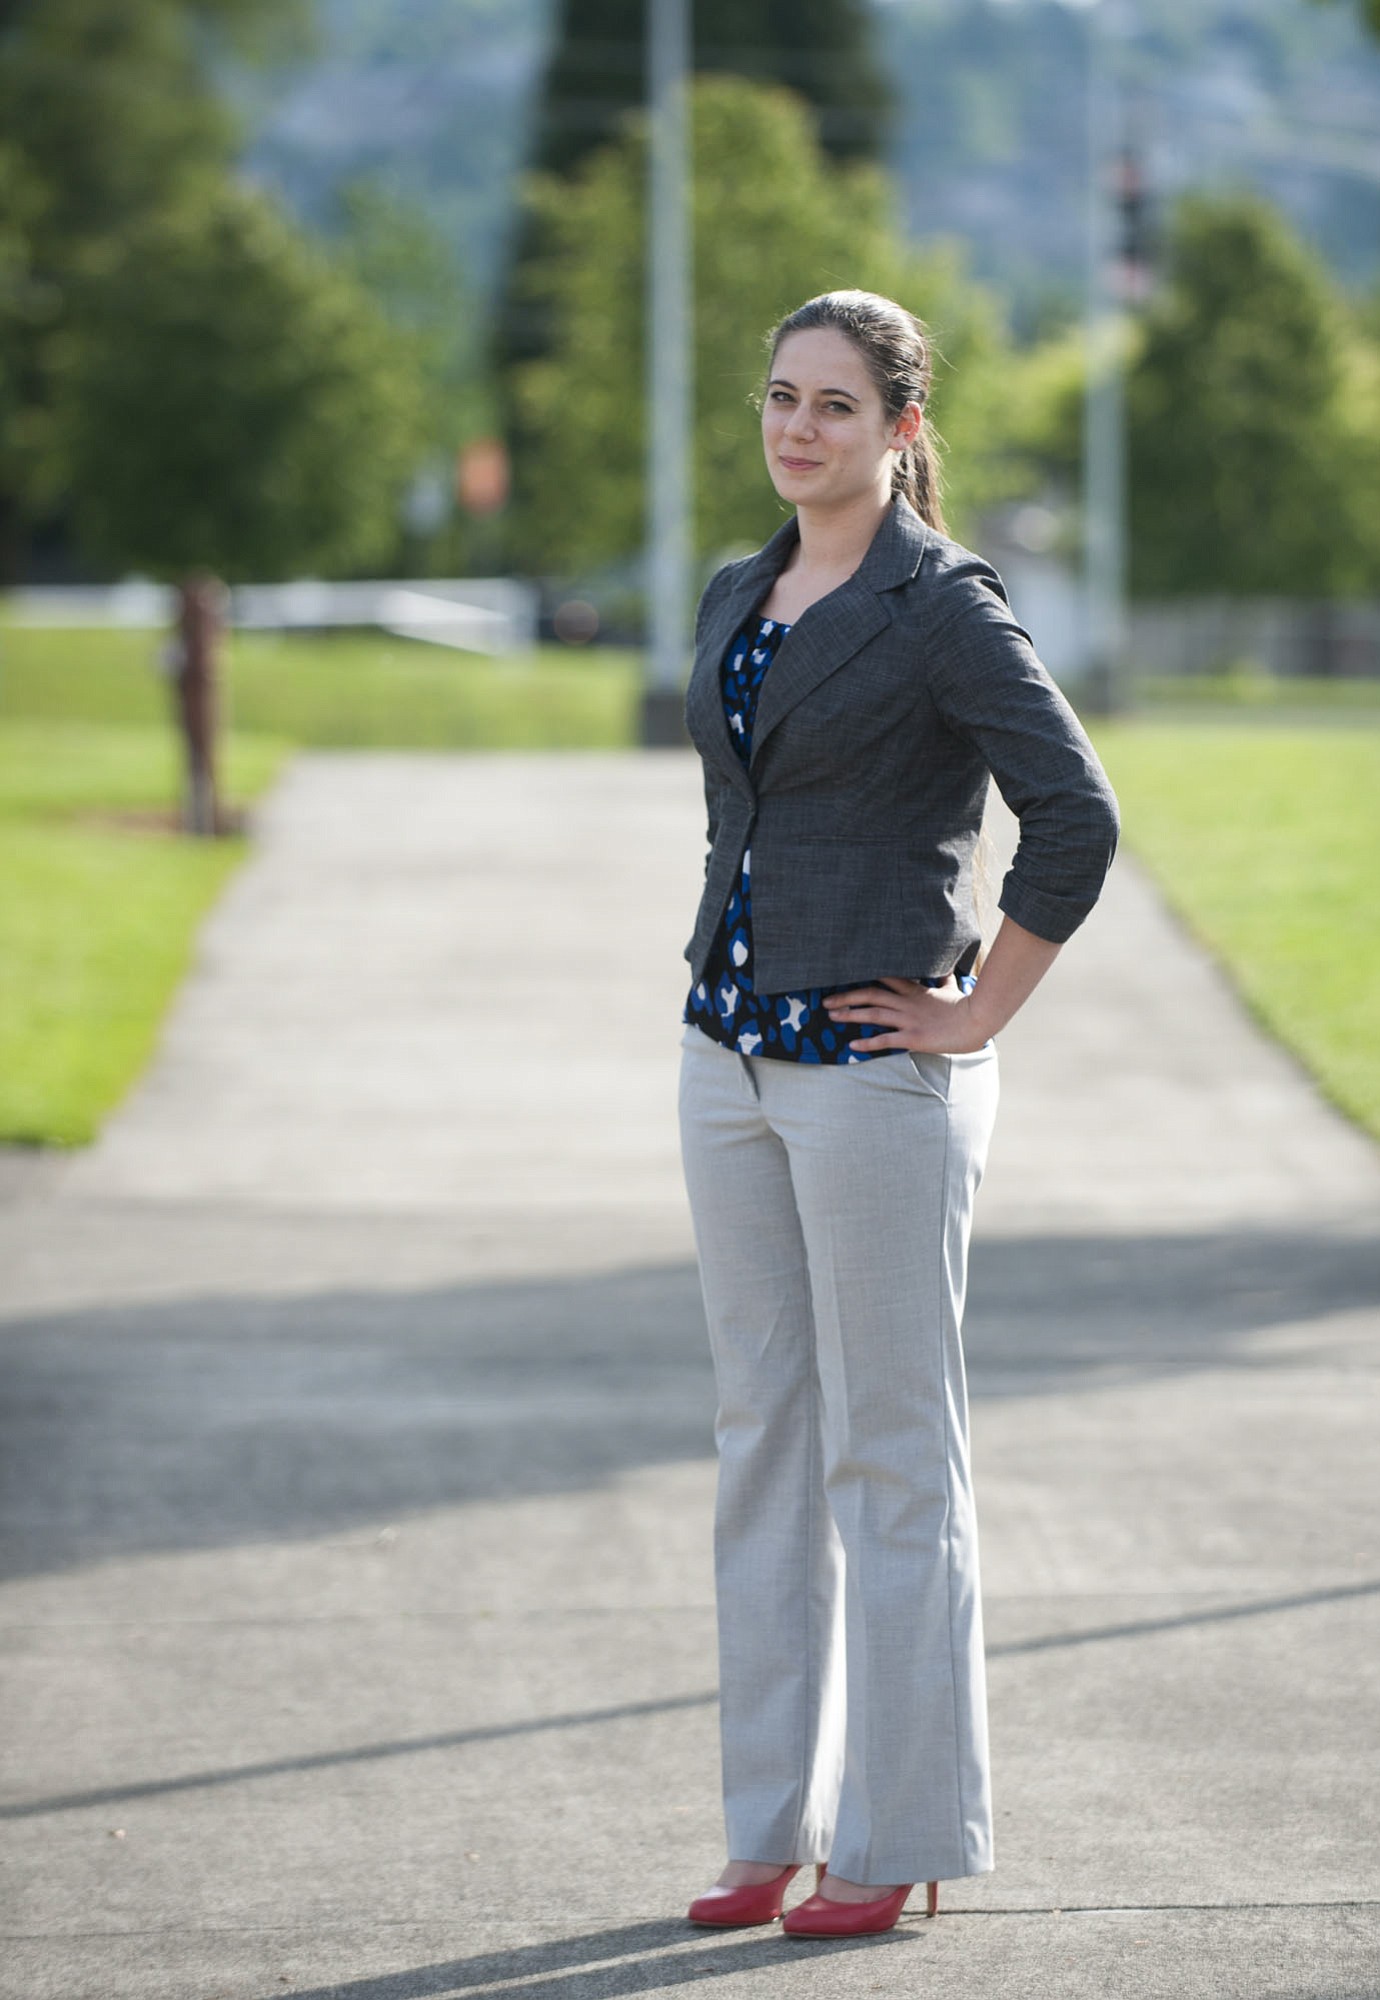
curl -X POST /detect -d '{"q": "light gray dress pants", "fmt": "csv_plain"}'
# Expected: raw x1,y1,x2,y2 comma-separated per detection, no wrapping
678,1023,1000,1886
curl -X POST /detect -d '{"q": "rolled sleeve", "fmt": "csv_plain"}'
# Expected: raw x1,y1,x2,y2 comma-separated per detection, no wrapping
924,561,1120,944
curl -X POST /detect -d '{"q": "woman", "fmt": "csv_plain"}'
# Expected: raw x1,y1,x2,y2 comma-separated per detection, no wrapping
677,290,1119,1939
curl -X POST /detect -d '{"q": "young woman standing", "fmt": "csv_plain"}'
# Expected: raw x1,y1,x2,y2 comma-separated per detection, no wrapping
677,290,1119,1938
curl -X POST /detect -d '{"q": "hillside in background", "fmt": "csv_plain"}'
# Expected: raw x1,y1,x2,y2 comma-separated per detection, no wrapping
880,0,1380,331
227,0,552,300
230,0,1380,324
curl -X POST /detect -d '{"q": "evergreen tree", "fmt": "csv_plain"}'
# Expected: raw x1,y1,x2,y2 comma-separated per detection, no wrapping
497,0,889,378
531,0,889,177
1127,192,1375,598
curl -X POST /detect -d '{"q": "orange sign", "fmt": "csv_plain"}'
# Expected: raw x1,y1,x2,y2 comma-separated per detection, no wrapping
456,437,510,517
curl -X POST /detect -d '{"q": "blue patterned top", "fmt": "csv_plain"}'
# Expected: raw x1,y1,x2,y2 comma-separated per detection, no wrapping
684,612,962,1064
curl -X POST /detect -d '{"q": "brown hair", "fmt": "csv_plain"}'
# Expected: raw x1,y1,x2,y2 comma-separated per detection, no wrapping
766,289,947,534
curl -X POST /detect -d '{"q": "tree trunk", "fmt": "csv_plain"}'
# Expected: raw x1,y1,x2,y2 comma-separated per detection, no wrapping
174,574,225,836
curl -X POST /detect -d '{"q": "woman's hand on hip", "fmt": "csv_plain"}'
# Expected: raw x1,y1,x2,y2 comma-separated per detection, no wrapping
824,976,988,1055
826,922,1065,1053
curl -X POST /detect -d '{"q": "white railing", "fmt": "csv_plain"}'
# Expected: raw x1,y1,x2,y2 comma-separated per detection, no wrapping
1,577,539,656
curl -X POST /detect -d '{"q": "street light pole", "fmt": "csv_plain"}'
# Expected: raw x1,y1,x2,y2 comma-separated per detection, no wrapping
641,0,694,746
1081,0,1128,715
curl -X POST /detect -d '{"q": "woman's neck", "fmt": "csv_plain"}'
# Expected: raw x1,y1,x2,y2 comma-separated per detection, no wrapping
792,486,892,581
758,488,895,625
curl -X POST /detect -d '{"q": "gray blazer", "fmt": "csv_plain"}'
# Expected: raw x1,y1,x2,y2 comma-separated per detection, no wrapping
683,494,1120,992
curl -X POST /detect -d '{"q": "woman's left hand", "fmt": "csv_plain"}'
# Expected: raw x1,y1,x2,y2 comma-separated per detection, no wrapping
824,976,989,1055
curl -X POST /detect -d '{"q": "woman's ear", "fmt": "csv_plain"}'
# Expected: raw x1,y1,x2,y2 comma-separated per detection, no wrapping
891,400,924,450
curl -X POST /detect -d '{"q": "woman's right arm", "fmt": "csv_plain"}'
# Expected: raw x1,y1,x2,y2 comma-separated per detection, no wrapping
922,558,1120,949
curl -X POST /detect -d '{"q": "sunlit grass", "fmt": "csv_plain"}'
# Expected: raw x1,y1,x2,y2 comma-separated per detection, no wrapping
1091,720,1380,1141
0,624,641,746
0,722,288,1145
4,624,1376,1152
1132,672,1380,712
0,619,639,1150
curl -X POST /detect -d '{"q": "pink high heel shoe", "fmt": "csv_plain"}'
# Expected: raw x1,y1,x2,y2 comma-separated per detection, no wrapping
782,1876,940,1937
687,1861,827,1928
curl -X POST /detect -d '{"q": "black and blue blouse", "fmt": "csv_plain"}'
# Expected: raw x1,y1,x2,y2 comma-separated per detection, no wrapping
684,611,968,1065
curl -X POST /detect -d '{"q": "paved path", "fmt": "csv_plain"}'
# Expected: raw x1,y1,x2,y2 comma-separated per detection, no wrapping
2,751,1378,2000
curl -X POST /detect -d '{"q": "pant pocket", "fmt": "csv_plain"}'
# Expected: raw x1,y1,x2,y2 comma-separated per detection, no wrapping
905,1050,952,1100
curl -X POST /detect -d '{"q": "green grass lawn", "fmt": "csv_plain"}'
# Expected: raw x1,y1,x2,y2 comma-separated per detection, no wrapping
1091,720,1380,1143
0,623,638,1147
0,721,289,1145
0,625,641,747
2,622,1376,1153
1132,672,1380,714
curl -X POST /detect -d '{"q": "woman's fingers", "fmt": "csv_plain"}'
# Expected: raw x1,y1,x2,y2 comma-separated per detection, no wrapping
823,976,980,1054
826,989,956,1020
824,996,896,1024
828,975,956,1010
826,984,898,1011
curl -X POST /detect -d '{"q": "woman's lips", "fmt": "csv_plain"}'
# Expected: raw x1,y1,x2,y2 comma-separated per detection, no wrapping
780,456,820,470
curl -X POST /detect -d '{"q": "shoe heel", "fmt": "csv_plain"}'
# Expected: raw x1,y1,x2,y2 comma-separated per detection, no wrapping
926,1880,939,1918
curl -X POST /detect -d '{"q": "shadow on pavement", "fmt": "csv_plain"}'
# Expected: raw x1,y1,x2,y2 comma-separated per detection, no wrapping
249,1919,921,2000
6,1575,1379,1824
0,1230,1375,1583
0,1691,720,1821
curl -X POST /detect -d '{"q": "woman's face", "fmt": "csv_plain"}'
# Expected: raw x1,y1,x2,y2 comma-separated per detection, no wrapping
761,327,920,513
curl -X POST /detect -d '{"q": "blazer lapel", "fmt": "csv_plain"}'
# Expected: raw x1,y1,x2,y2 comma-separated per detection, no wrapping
749,580,890,768
685,513,799,798
749,496,930,770
685,495,933,786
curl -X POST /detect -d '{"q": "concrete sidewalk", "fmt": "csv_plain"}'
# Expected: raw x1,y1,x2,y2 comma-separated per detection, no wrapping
2,751,1377,2000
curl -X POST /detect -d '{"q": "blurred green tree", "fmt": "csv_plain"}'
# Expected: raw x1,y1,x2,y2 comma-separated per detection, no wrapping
58,181,424,583
1127,192,1378,598
0,0,308,255
0,0,311,577
52,177,425,833
991,191,1380,599
0,145,49,526
496,0,892,462
508,75,1013,582
331,178,479,425
327,175,491,573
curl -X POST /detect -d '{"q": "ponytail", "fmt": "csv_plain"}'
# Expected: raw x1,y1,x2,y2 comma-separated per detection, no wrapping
893,432,947,536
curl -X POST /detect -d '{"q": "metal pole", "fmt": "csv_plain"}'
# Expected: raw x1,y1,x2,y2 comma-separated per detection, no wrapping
641,0,693,745
1081,0,1128,715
